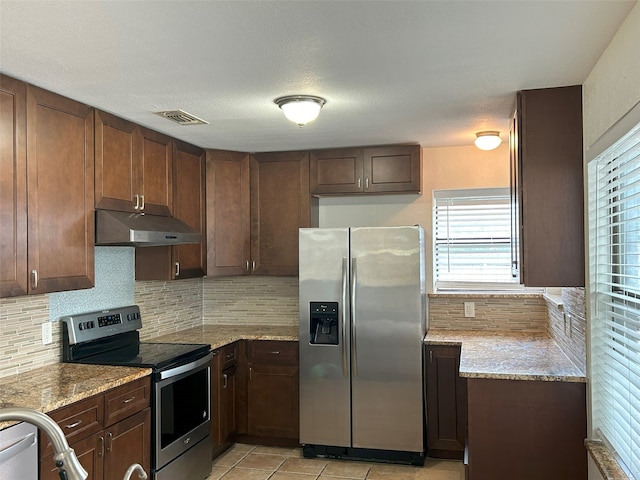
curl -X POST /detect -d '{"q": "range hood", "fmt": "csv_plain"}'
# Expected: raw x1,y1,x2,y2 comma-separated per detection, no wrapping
95,210,201,247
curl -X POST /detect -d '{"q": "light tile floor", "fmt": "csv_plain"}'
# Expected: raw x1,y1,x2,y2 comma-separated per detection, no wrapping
207,444,464,480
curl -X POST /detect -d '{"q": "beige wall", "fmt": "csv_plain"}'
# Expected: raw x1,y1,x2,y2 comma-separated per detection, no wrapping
319,143,509,292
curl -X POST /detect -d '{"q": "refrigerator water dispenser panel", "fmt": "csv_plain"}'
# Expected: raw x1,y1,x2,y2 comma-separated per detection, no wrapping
310,302,339,344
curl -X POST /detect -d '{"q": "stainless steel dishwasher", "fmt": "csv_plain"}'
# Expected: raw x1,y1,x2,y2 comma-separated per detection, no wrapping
0,422,38,480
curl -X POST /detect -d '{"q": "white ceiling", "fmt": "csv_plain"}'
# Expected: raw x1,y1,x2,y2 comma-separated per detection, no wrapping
0,1,635,152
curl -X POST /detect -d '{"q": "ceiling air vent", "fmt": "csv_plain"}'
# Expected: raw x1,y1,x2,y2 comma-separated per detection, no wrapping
154,109,209,125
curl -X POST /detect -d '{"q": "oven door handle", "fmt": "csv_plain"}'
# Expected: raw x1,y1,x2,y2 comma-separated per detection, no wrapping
158,352,212,380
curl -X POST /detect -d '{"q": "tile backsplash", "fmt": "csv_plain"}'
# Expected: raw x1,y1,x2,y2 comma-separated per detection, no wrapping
546,287,586,373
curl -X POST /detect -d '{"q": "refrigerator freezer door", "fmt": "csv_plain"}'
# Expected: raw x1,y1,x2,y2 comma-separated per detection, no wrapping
299,228,351,447
350,226,426,452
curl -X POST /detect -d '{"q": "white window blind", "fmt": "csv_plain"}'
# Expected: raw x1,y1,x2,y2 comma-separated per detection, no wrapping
433,188,519,290
589,118,640,480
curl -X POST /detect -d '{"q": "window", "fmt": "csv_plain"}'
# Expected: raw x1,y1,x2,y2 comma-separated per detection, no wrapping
433,188,520,290
589,118,640,479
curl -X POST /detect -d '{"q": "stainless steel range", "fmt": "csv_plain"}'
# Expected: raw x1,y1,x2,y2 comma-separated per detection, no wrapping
61,305,212,480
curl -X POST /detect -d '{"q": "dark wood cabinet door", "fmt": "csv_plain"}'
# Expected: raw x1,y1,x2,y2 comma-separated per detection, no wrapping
250,151,310,275
206,149,251,276
26,85,94,295
103,408,151,480
425,345,467,459
94,110,138,212
247,363,299,439
41,431,105,480
310,148,364,194
0,74,27,297
221,364,238,445
172,140,206,278
513,86,584,287
138,126,172,216
210,350,223,451
363,144,422,194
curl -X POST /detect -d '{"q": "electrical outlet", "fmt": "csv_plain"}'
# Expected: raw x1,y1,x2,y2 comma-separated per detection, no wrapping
464,302,475,318
42,322,52,345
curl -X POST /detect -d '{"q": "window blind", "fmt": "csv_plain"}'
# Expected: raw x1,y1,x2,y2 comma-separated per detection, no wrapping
589,118,640,479
433,188,518,290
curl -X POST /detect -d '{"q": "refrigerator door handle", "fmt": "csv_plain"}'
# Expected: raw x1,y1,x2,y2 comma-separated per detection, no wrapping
351,257,358,376
341,257,349,377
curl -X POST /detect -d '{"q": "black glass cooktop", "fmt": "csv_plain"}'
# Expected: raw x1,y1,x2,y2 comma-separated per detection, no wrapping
70,342,211,370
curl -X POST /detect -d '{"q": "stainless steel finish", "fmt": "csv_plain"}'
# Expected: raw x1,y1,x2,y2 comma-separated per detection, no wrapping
158,352,212,381
31,269,37,289
341,257,348,377
140,194,145,211
154,354,212,469
252,260,256,271
299,228,351,448
62,305,142,345
175,262,180,277
0,408,88,480
134,194,141,210
245,260,250,272
95,209,201,247
0,422,37,480
153,436,211,480
299,226,426,455
357,177,361,188
365,177,370,189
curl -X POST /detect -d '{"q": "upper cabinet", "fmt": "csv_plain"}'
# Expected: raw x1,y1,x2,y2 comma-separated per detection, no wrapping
510,86,584,287
250,151,311,275
310,144,422,195
95,110,172,216
1,75,28,297
206,149,251,276
1,76,95,298
135,140,206,281
206,149,310,277
171,140,206,278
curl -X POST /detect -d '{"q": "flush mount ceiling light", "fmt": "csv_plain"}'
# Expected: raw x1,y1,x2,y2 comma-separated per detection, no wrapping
474,131,502,150
274,95,326,127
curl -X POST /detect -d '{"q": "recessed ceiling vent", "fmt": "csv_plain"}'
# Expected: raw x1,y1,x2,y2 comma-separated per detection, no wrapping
154,109,209,125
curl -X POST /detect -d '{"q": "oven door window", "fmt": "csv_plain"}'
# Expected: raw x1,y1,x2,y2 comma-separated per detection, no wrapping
159,367,209,448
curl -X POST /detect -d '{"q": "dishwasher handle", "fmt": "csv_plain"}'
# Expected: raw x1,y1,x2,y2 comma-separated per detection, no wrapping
0,432,36,465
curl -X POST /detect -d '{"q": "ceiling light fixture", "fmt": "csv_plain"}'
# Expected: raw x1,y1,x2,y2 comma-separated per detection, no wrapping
474,131,502,150
274,95,326,127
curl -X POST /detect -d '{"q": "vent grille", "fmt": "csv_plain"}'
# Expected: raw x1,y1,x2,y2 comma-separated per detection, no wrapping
154,109,209,125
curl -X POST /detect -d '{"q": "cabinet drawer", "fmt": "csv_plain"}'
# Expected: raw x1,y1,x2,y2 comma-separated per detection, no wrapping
249,341,298,366
40,395,104,458
221,342,239,369
104,377,151,427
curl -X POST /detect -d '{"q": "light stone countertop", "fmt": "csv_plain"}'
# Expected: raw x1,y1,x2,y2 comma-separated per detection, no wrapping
151,324,299,349
424,329,586,382
0,363,152,430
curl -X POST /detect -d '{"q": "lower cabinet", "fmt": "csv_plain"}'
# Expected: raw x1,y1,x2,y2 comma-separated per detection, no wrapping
39,377,151,480
246,341,299,441
425,345,467,460
467,378,587,480
211,342,239,457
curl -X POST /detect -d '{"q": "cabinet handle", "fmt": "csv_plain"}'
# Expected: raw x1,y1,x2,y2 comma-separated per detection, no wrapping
31,269,38,289
245,260,250,272
357,177,361,189
134,194,140,210
429,350,433,363
98,436,104,457
65,420,82,429
223,373,228,389
122,396,136,404
365,177,370,190
270,351,280,355
140,194,145,211
251,260,256,272
175,262,180,276
249,367,252,381
106,432,113,453
225,353,234,359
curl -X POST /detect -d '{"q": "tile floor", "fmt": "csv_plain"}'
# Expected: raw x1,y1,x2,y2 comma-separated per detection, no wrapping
206,444,464,480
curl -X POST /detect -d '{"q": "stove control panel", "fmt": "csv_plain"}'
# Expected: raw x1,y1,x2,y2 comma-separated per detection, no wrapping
62,305,143,345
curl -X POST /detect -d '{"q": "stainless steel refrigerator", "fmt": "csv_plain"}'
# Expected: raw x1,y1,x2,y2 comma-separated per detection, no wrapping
299,226,426,465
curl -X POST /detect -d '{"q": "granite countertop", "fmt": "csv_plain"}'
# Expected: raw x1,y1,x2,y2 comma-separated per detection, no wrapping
424,329,586,383
0,363,151,430
151,324,299,349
